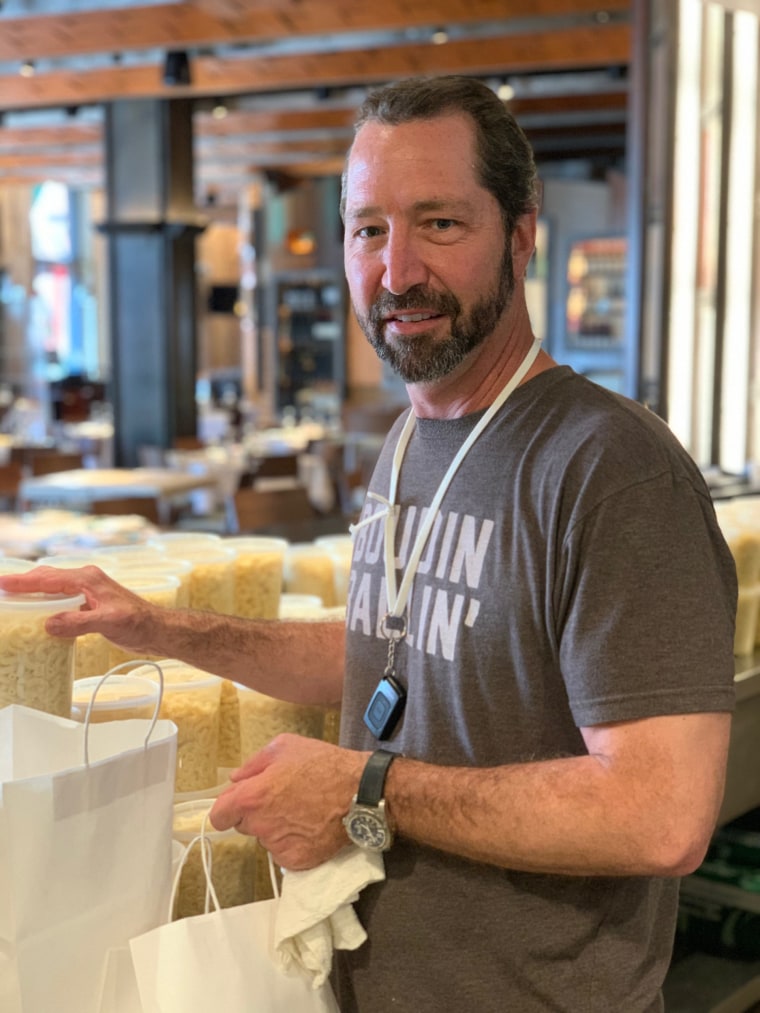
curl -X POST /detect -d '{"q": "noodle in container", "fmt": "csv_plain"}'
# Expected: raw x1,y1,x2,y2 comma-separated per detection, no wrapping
0,587,86,717
171,798,258,918
130,659,223,792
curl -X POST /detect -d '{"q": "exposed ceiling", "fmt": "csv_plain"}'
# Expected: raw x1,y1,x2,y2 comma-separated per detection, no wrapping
0,0,632,202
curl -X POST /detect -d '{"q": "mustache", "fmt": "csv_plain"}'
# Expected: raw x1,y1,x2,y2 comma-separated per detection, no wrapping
369,286,461,321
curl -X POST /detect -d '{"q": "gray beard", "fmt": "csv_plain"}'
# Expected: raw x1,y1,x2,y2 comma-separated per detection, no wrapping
355,248,515,384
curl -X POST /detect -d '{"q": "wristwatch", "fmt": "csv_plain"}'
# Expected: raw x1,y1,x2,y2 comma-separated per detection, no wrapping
343,748,398,851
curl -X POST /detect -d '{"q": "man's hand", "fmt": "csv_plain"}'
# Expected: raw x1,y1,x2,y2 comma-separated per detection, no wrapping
210,734,369,870
0,565,159,652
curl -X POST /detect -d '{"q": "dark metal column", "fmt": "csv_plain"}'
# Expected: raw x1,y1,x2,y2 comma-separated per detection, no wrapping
101,98,204,466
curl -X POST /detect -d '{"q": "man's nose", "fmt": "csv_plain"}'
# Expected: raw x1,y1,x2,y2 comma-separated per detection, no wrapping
381,231,428,295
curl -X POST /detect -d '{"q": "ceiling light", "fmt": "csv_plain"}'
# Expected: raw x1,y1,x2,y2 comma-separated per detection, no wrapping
497,82,515,102
212,102,228,119
19,59,35,78
431,28,449,45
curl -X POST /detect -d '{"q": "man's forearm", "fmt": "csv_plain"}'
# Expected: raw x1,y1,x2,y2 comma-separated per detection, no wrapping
131,605,346,706
384,713,729,878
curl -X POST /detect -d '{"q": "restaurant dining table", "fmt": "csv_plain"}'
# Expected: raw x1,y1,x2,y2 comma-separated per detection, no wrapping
18,467,218,526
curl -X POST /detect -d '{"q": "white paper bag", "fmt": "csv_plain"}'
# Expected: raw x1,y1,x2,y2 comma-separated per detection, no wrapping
0,703,177,1013
129,898,340,1013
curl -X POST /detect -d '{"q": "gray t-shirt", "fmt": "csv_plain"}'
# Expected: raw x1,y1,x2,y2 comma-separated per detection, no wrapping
334,367,737,1013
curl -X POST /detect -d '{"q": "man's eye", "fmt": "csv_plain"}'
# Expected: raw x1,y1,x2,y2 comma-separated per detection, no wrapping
356,225,383,239
431,219,456,231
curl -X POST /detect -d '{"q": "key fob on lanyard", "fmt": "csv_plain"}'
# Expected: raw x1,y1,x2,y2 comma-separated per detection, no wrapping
364,673,407,740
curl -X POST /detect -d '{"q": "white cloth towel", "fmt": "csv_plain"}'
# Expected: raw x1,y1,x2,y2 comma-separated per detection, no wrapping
273,846,386,988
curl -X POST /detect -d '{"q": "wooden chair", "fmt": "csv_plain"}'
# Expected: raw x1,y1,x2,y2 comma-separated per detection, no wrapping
0,461,23,511
231,485,316,536
239,452,300,488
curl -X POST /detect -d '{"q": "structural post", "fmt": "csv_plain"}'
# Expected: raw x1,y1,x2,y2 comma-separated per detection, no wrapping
100,97,204,466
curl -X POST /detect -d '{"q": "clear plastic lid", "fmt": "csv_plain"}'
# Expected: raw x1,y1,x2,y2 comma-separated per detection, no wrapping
279,592,324,617
0,589,86,611
149,532,222,550
131,658,222,691
172,798,235,839
71,674,160,711
223,536,288,557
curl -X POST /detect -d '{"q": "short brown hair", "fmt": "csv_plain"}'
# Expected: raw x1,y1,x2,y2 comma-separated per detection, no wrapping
341,75,540,235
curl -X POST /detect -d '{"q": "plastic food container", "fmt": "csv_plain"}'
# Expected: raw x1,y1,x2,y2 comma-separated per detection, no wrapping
223,536,287,619
315,534,354,606
70,674,160,723
153,541,236,614
132,659,223,792
283,543,334,607
109,557,194,609
237,682,324,761
0,589,86,717
149,532,222,552
37,554,119,680
278,593,324,619
171,798,258,918
217,678,242,768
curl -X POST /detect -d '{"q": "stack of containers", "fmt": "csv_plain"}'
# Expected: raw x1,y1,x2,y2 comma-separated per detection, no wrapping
714,498,760,655
131,659,224,794
0,556,85,717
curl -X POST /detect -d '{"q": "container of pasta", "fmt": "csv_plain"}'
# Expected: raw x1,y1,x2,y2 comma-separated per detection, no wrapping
283,543,334,607
38,554,120,680
153,541,236,615
70,674,160,723
223,536,288,619
107,557,194,609
106,573,181,668
0,588,86,717
237,682,325,761
278,593,324,619
217,678,242,768
315,534,354,607
131,659,223,792
171,798,258,918
149,532,222,552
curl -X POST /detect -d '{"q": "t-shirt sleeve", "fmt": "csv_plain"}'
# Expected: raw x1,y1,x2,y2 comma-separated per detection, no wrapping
556,472,737,727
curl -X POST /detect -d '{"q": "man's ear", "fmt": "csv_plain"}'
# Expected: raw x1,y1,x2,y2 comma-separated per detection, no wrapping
511,211,538,281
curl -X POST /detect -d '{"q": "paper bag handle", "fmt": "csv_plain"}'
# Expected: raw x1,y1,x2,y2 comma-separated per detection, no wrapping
169,811,222,919
168,813,280,922
82,659,165,766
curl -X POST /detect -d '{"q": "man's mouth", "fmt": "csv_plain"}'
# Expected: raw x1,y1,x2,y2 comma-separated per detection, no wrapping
386,312,439,324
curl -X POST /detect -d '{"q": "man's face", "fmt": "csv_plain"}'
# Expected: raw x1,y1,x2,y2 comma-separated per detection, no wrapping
343,113,514,384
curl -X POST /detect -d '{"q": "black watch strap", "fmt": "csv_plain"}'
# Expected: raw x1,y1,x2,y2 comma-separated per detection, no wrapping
356,748,398,806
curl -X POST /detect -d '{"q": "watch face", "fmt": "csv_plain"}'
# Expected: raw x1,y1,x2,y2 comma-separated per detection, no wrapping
345,808,389,851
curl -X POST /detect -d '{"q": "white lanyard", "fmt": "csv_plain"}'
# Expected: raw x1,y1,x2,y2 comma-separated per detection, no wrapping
379,336,543,628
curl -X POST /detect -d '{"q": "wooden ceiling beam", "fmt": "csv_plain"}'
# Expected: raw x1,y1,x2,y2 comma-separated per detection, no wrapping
0,0,630,62
0,25,630,112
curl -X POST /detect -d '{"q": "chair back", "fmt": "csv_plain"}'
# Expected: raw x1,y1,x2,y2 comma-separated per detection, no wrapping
231,485,315,536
